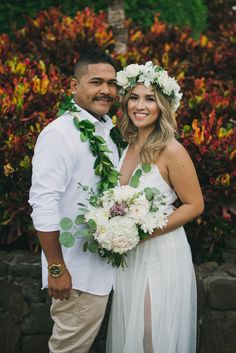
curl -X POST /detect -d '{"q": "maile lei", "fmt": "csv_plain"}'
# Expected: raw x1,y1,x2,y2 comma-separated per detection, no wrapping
57,95,125,194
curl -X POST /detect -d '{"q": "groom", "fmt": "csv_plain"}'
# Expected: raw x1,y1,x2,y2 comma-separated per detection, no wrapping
29,51,119,353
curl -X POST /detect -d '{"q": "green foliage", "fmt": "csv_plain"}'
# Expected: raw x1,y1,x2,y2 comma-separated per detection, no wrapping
1,0,208,38
0,0,105,35
124,0,207,37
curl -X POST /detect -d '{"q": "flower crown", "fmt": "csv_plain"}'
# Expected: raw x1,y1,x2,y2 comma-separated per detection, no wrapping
116,61,183,112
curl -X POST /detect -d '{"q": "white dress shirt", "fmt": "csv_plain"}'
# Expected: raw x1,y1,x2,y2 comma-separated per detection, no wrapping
29,105,119,295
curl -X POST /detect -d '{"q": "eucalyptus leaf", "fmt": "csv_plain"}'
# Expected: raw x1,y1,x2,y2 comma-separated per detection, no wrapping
135,169,142,177
88,219,97,231
79,207,89,213
151,187,160,195
76,230,93,240
88,241,98,253
130,175,140,188
60,217,73,231
144,188,153,201
77,202,87,207
75,215,85,225
79,228,92,238
142,163,152,173
89,195,99,206
59,232,75,247
83,241,88,252
73,230,83,238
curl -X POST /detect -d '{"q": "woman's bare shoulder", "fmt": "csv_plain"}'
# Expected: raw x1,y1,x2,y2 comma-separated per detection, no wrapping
162,139,188,159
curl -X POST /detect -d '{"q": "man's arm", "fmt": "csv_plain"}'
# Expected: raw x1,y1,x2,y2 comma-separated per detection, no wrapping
37,230,72,300
29,126,75,300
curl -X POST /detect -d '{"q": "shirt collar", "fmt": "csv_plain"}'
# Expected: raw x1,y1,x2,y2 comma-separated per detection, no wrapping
73,102,112,128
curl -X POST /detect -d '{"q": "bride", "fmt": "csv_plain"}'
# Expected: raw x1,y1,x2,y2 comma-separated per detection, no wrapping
106,61,204,353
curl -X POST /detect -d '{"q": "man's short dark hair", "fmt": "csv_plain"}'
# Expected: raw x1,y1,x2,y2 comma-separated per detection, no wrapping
74,50,117,79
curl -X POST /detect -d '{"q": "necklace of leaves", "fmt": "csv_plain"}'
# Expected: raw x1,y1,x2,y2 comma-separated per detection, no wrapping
57,95,120,194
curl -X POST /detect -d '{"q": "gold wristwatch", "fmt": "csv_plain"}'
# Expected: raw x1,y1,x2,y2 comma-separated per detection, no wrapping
48,263,66,278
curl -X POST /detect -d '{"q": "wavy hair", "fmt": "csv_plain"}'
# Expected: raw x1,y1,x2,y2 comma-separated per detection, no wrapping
118,87,177,164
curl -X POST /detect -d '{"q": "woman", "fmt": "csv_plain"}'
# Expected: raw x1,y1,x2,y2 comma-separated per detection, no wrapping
106,62,204,353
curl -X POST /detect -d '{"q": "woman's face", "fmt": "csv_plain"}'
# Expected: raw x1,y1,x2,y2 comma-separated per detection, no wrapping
127,84,160,131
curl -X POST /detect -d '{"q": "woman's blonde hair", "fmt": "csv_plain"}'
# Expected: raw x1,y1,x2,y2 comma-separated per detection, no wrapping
118,86,177,164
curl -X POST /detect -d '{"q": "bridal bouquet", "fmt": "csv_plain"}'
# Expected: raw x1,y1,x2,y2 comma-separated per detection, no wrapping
60,184,168,268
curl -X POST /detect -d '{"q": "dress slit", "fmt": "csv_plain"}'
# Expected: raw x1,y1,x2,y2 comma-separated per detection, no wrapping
144,282,154,353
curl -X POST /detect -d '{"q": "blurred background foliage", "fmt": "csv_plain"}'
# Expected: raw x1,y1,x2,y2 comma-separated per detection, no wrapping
0,0,235,263
1,0,209,37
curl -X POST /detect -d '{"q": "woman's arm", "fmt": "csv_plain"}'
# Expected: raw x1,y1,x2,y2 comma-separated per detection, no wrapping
151,140,204,238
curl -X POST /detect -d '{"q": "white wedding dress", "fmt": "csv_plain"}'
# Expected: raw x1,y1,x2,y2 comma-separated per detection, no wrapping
106,148,197,353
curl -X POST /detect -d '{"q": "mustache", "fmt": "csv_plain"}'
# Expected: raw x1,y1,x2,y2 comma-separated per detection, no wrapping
93,94,114,101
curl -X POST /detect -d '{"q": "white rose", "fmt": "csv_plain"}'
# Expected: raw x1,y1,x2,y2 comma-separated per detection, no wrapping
117,70,129,88
125,64,140,77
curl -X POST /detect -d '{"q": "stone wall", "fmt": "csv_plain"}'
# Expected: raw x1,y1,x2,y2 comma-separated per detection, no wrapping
0,250,235,353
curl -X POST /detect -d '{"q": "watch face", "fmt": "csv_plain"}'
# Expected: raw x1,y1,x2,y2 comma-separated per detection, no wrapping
51,266,61,277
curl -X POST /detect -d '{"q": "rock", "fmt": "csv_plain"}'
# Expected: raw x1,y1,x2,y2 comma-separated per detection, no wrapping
20,279,46,303
199,309,236,353
21,303,53,334
222,249,236,264
0,279,29,318
22,334,50,353
0,260,9,276
195,267,207,317
13,251,40,264
8,262,41,279
207,277,236,310
197,262,219,279
0,311,22,353
221,263,236,277
0,250,8,258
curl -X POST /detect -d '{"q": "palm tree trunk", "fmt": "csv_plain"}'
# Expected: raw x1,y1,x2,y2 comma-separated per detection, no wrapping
107,0,128,54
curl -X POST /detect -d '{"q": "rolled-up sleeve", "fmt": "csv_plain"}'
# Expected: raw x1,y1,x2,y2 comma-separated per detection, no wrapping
29,126,74,231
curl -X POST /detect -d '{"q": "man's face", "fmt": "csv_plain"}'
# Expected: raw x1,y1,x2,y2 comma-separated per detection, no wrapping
70,63,117,119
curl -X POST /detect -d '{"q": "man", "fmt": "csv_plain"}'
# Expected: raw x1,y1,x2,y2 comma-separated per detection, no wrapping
29,51,119,353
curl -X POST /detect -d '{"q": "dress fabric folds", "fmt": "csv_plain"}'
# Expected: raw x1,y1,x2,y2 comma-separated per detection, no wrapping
106,157,197,353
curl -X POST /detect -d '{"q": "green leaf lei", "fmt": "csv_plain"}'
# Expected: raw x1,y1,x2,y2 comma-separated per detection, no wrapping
57,95,120,193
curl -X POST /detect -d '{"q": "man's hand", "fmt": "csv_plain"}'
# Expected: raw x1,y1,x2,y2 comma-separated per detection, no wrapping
48,270,72,300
